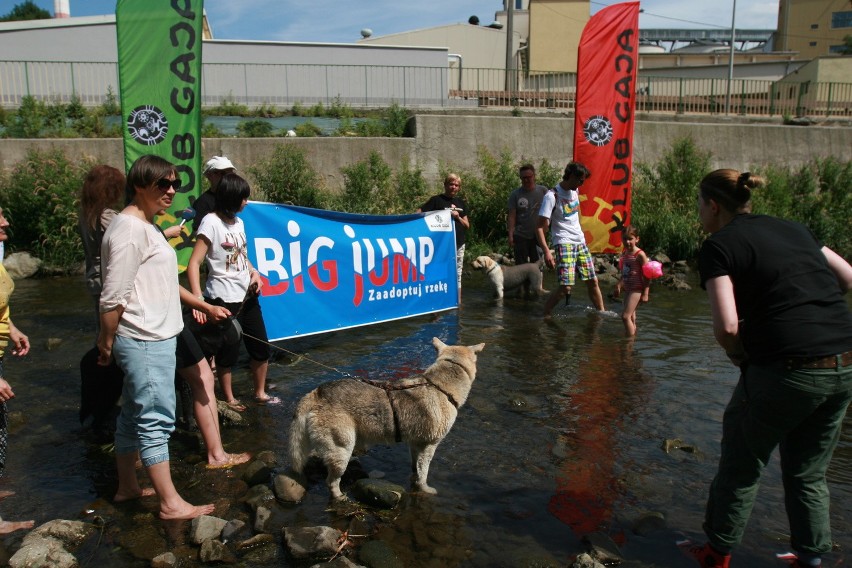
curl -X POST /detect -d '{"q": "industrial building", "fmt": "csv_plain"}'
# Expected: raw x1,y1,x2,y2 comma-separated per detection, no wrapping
0,0,849,114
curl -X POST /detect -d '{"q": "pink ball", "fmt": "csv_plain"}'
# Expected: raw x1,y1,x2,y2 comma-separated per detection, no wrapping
642,260,663,279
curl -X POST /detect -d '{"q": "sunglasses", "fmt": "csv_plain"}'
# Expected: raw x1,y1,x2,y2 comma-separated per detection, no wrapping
520,175,534,180
155,178,182,191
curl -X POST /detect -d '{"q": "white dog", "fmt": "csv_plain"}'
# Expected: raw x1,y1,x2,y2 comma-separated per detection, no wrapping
471,255,546,299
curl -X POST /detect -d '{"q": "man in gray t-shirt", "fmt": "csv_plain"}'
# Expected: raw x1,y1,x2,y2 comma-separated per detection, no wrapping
507,164,549,264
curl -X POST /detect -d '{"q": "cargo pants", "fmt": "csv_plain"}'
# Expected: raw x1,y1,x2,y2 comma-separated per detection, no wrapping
703,357,852,555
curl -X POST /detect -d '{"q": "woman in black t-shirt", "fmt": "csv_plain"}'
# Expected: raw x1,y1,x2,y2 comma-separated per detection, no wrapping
681,169,852,568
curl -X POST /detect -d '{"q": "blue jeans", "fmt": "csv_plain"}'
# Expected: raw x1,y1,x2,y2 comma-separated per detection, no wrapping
704,358,852,555
112,335,177,467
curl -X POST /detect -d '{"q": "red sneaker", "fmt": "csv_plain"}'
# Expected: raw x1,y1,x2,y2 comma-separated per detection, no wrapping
678,539,731,568
777,552,814,568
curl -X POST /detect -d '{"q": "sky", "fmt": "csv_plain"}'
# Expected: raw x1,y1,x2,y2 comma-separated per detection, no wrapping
21,0,780,43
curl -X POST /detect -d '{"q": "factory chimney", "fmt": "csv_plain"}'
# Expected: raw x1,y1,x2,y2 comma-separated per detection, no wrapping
54,0,70,18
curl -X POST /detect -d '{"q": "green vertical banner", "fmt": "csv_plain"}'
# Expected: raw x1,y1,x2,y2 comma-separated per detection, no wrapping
116,0,203,270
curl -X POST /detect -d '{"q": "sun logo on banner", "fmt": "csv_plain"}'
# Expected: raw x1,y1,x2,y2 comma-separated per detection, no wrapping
580,194,623,251
127,105,169,146
582,115,613,147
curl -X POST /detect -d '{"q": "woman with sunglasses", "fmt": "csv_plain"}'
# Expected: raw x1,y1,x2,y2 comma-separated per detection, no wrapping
97,155,214,520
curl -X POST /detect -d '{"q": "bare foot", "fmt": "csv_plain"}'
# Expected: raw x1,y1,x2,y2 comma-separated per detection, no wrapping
114,486,156,503
254,394,281,405
159,502,215,520
0,520,34,534
206,452,251,470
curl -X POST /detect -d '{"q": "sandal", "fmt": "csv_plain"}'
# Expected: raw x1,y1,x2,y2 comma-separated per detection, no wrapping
225,399,246,412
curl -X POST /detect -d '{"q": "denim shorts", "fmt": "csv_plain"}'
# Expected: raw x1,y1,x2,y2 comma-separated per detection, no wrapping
112,334,177,467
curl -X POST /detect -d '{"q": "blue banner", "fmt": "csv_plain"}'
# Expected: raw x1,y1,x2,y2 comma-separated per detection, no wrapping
241,202,458,341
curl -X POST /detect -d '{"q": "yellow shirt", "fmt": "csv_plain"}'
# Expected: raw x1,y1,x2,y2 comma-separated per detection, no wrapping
0,264,13,356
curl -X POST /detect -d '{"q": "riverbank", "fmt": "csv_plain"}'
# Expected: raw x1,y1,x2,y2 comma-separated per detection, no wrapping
1,114,850,191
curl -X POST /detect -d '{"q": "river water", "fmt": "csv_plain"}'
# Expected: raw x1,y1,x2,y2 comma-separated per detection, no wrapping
1,272,850,567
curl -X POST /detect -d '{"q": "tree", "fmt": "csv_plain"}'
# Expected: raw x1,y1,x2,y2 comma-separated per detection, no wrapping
842,35,852,56
0,1,51,22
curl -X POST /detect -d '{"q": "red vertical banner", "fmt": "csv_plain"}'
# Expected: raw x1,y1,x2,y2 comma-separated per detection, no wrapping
573,2,639,253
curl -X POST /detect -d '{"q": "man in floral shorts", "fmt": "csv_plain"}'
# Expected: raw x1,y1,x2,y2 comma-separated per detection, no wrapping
535,162,605,318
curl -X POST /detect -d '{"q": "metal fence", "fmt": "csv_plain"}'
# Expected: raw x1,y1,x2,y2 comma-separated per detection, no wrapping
2,59,851,118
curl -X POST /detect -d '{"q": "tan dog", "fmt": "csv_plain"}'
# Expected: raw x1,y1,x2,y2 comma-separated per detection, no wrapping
471,255,546,299
287,337,485,500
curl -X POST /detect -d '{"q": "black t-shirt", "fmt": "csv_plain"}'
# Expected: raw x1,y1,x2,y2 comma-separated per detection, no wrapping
698,214,852,363
420,193,468,248
192,190,216,232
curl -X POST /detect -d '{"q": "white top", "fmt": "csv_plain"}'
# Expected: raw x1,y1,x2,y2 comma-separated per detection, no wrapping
538,185,586,246
197,213,251,303
99,213,183,341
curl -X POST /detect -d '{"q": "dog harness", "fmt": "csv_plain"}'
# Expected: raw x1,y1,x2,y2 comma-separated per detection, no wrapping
357,375,460,442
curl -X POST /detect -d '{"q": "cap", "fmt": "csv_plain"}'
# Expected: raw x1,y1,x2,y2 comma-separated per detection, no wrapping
202,156,236,175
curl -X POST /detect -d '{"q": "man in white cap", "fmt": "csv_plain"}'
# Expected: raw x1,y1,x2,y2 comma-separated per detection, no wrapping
194,156,236,226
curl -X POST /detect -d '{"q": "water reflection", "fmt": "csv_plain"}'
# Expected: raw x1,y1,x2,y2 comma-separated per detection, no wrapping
547,316,651,540
0,275,850,567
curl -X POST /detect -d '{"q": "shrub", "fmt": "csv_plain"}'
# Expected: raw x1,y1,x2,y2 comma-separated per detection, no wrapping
294,121,322,137
465,147,518,250
328,96,354,119
755,158,851,258
334,117,356,136
394,161,429,212
72,111,121,138
201,121,225,138
206,95,250,117
632,136,712,259
42,99,72,137
102,85,120,115
66,94,86,120
253,102,281,117
382,102,409,137
309,102,325,117
337,151,394,214
0,148,90,271
247,144,324,208
536,158,562,189
236,119,274,138
354,119,385,137
8,96,46,138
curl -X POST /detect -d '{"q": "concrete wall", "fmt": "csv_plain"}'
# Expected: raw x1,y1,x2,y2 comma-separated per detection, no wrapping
0,115,849,192
411,115,852,178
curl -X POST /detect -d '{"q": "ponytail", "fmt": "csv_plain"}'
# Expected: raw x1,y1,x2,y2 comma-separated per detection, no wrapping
700,169,764,213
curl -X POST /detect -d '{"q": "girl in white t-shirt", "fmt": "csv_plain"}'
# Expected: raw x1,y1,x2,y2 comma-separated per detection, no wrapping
187,174,278,408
